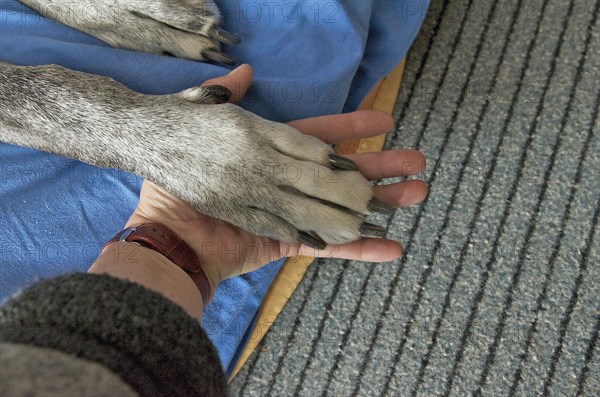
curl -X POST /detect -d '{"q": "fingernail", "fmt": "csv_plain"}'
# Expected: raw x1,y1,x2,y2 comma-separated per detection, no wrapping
329,154,359,171
359,222,387,238
227,63,248,73
367,198,395,215
204,85,232,103
298,231,327,250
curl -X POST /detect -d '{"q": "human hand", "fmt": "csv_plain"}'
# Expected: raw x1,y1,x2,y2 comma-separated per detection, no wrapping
125,64,428,291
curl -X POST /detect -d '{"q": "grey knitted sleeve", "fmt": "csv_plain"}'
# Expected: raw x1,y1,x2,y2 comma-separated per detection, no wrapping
0,273,228,396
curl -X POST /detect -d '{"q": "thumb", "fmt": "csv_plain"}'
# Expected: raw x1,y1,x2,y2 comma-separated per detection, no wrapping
203,64,253,103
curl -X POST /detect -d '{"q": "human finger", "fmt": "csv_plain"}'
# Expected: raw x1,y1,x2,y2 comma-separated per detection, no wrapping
373,180,429,208
280,237,403,262
202,63,253,103
343,149,426,180
287,110,393,143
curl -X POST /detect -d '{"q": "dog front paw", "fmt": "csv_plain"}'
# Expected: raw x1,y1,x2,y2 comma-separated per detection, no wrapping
142,104,392,247
19,0,238,63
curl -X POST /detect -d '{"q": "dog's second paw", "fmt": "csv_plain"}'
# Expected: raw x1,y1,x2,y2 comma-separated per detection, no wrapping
19,0,237,63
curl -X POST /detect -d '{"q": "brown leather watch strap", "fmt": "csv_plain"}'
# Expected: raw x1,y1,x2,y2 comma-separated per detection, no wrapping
104,223,213,305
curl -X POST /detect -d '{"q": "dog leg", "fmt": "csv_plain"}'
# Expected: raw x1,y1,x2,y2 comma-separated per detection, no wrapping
0,61,382,246
16,0,238,63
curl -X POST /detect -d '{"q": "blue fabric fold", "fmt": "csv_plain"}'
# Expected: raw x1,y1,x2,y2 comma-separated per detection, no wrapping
0,0,428,375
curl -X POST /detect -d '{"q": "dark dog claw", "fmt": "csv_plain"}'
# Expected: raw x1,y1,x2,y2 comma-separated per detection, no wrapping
298,232,327,250
204,85,232,103
329,154,359,171
209,28,242,45
201,49,236,65
359,222,387,238
367,198,395,215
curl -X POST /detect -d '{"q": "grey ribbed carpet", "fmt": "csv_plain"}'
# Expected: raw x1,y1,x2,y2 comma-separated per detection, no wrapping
231,0,600,395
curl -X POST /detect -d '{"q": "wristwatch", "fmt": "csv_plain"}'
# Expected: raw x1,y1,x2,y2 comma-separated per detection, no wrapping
104,223,213,305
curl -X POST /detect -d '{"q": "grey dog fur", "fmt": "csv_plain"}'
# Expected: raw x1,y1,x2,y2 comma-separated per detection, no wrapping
0,0,375,245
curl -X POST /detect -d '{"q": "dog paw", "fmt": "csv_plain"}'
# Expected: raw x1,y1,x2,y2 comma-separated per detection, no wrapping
140,103,393,247
176,84,232,104
20,0,238,63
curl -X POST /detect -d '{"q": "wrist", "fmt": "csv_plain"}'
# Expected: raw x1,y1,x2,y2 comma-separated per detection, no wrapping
89,241,203,320
107,222,216,304
125,212,222,286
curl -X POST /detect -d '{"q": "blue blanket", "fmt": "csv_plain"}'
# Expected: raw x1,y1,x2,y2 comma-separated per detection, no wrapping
0,0,428,375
